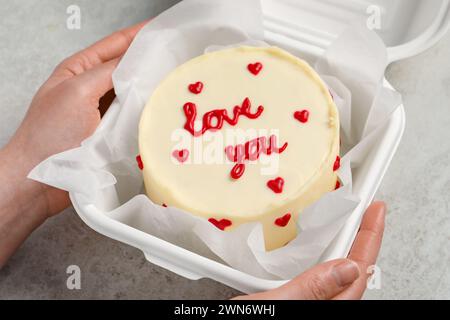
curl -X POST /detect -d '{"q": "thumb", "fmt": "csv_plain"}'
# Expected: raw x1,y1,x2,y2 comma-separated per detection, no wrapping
285,259,360,300
237,259,360,300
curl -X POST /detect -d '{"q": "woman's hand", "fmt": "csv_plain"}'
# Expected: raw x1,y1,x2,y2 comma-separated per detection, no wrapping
0,21,147,268
235,201,386,300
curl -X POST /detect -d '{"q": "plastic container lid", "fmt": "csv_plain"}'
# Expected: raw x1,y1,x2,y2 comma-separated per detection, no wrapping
262,0,450,62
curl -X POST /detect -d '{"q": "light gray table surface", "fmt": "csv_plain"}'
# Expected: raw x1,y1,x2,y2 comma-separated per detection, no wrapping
0,0,449,299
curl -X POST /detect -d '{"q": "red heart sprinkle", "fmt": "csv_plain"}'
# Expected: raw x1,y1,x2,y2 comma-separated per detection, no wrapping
136,155,144,170
188,81,204,94
333,156,341,171
230,163,245,180
208,218,232,231
267,177,284,194
275,213,291,227
172,149,189,163
335,180,341,190
248,62,263,76
162,203,168,207
294,110,310,123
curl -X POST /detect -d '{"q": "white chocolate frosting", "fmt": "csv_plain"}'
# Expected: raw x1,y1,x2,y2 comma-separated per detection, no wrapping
139,46,340,251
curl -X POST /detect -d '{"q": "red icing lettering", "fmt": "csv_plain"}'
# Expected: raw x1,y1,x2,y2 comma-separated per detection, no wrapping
136,155,144,170
230,163,245,180
294,110,310,123
172,149,189,163
267,177,284,194
333,156,341,171
275,213,291,227
248,62,263,75
183,98,264,136
225,144,245,163
225,135,288,164
225,135,287,180
188,81,204,94
208,218,232,231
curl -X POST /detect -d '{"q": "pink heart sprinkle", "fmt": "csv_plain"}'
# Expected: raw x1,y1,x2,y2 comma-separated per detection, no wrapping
247,62,263,76
333,156,341,171
172,149,189,163
275,213,291,227
267,177,284,194
335,180,341,190
294,110,310,123
188,81,204,94
136,155,144,170
209,218,232,231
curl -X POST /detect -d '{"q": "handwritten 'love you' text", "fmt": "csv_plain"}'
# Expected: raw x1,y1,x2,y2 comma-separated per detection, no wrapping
183,97,264,137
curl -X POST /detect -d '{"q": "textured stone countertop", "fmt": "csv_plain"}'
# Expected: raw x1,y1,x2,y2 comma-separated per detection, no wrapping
0,0,449,299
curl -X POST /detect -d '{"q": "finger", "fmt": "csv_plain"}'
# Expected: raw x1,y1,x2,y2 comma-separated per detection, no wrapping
235,259,360,300
47,20,148,88
334,201,386,300
78,20,148,65
349,201,386,263
68,58,120,105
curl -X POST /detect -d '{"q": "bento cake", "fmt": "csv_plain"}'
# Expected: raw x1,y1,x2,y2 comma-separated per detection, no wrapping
138,46,340,251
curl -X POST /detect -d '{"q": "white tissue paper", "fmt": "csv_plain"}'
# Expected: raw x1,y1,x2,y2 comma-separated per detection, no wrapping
29,0,401,280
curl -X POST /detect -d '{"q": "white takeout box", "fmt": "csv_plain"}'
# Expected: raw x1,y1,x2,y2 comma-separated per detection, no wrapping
70,0,449,293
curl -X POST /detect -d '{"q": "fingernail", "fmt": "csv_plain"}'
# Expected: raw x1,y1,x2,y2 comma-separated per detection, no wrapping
331,260,360,287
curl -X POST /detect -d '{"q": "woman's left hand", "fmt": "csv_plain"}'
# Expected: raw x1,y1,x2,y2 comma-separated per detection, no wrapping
0,21,147,267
